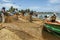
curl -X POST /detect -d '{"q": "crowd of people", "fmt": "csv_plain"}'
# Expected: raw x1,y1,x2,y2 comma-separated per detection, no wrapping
0,7,57,23
0,7,19,23
0,7,34,23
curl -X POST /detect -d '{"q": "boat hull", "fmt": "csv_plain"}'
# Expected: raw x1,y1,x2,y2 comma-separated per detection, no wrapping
44,23,60,36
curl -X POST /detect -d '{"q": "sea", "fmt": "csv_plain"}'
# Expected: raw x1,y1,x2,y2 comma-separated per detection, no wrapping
37,13,60,22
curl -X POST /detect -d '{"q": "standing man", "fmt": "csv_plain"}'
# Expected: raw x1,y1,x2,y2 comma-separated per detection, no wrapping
15,8,19,20
29,11,33,22
1,7,6,23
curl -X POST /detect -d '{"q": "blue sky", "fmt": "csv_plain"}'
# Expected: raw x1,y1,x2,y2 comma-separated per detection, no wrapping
0,0,60,12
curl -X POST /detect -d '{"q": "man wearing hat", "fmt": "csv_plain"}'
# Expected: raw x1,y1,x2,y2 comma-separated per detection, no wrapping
50,13,56,22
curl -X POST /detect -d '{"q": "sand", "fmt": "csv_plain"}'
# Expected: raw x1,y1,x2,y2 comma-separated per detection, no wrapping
0,15,60,40
0,28,22,40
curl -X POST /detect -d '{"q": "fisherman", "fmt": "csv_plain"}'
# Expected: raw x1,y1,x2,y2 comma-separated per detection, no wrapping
29,11,33,22
44,15,48,20
14,8,19,20
44,15,48,19
1,7,6,15
15,9,19,15
50,13,56,22
1,7,6,23
44,15,51,23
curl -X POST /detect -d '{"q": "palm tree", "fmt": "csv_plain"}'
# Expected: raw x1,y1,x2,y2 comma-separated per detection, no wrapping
20,10,25,16
9,6,15,13
25,9,30,13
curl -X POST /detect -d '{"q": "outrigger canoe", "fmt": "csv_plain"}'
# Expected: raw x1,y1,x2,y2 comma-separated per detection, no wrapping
44,20,60,36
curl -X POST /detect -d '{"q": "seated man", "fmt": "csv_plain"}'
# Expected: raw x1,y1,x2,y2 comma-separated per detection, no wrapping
50,14,56,22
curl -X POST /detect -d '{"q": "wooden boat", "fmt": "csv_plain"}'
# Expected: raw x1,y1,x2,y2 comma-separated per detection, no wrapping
44,20,60,36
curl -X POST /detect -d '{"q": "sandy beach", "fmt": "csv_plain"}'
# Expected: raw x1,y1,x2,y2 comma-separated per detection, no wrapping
0,0,60,40
0,16,60,40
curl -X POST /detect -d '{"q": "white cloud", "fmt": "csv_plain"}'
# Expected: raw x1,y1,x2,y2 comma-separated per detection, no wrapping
28,6,40,11
0,3,21,10
0,2,60,12
49,0,60,3
4,3,20,8
28,6,60,12
2,0,11,2
29,6,40,9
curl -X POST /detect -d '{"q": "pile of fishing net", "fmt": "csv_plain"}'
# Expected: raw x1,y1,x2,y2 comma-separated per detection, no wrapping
0,28,22,40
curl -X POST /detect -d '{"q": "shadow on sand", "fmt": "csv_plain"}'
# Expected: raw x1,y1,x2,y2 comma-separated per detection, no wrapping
42,29,60,40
